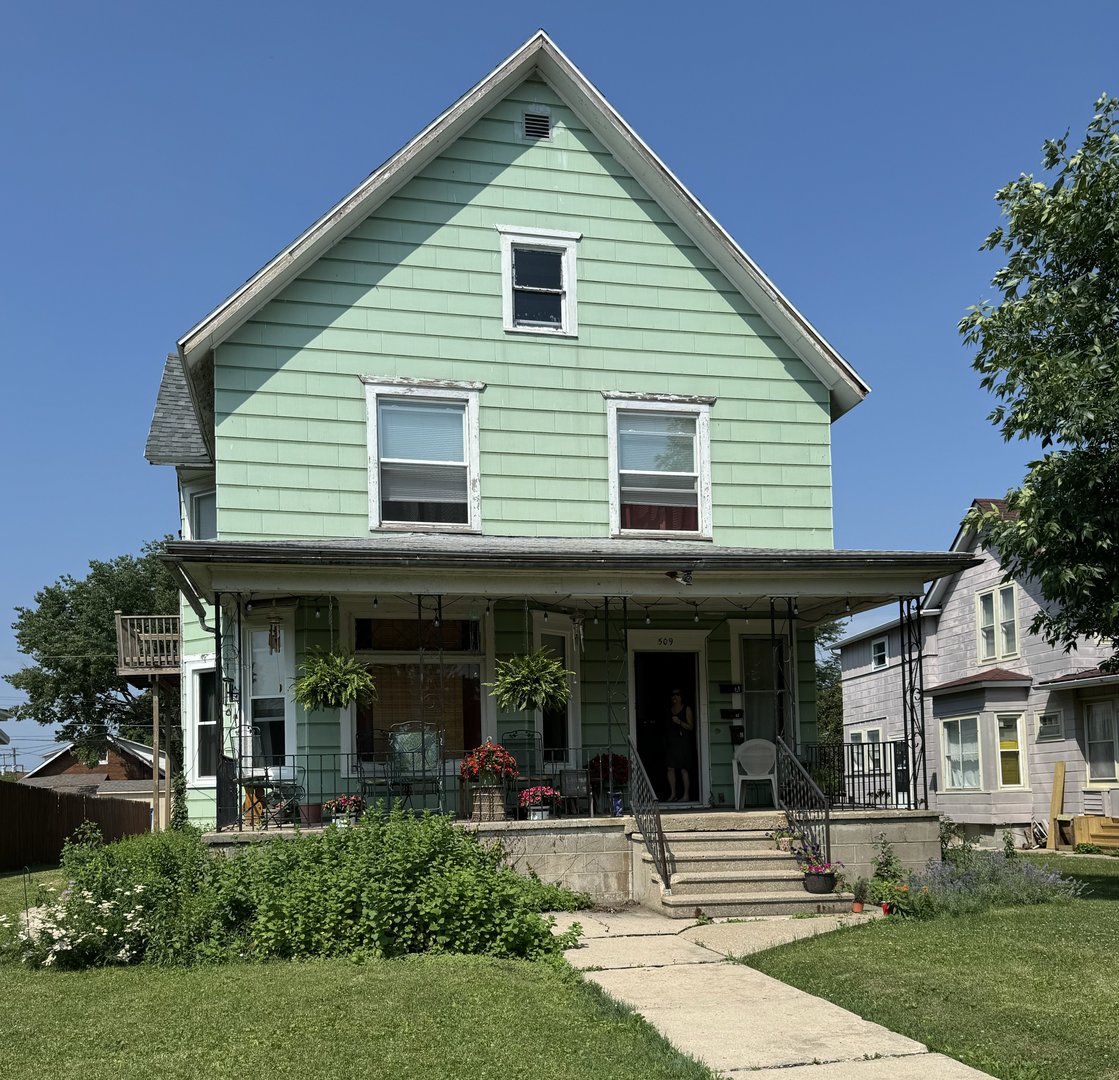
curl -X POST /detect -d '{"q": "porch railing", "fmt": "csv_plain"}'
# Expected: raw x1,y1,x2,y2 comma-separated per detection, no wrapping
625,734,670,891
776,736,831,864
799,741,911,810
115,613,180,676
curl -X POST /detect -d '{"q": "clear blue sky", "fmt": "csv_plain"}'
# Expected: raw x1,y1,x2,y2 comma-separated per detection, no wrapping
2,2,1116,767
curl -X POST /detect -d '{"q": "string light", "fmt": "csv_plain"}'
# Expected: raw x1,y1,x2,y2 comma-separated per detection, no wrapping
645,607,651,625
373,596,379,609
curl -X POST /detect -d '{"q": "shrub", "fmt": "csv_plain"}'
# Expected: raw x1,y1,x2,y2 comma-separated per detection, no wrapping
4,811,590,970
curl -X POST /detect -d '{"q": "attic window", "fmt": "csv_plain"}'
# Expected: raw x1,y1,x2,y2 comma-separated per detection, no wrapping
523,111,551,140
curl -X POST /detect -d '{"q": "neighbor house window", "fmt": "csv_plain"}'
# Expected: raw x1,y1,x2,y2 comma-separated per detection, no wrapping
1086,701,1118,782
977,585,1017,662
1036,711,1063,741
850,725,884,772
871,637,888,669
996,713,1026,788
942,716,981,790
497,225,580,336
363,381,481,531
607,399,712,536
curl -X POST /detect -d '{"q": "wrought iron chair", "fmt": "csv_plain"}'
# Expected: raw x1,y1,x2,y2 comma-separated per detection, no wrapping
558,767,592,817
388,722,444,813
260,765,304,828
502,729,547,815
355,755,393,810
733,739,778,809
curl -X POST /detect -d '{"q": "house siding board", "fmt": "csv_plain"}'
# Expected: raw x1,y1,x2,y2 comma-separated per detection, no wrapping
212,79,833,547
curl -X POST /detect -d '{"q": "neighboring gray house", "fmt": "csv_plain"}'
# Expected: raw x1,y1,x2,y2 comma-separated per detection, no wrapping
840,499,1119,844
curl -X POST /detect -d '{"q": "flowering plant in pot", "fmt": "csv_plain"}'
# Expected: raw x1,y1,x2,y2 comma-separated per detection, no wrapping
800,857,843,894
770,827,800,853
460,740,520,787
587,753,629,788
851,876,870,913
322,794,365,825
519,785,561,820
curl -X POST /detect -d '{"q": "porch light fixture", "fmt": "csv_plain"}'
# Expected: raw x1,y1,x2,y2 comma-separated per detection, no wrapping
693,604,700,623
666,569,693,586
543,610,549,622
845,596,851,613
314,605,321,619
593,608,599,625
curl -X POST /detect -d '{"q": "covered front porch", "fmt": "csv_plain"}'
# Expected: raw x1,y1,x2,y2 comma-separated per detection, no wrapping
166,535,972,838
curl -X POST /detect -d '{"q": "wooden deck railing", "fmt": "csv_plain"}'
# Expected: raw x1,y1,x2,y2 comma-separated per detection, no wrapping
115,612,180,676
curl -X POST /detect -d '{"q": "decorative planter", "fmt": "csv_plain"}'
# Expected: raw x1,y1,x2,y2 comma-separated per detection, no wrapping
851,901,864,913
328,813,356,829
802,871,837,894
471,785,506,823
299,802,322,827
776,837,795,852
527,805,552,822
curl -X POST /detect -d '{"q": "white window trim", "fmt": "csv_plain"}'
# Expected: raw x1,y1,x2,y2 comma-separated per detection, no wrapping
1084,697,1119,786
532,611,583,769
995,712,1029,790
940,714,984,792
607,398,713,540
182,654,218,788
363,380,482,533
1036,709,1064,741
976,584,1019,664
180,475,217,541
242,618,295,765
870,636,888,670
496,224,581,337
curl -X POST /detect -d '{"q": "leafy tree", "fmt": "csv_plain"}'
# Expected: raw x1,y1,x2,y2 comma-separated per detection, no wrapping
814,620,847,746
961,94,1119,670
5,539,180,761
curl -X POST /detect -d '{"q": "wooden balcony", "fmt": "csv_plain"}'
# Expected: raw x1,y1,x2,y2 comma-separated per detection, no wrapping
115,612,181,677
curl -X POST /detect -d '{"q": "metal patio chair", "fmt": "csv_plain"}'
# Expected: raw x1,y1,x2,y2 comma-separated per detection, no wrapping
502,729,547,815
260,764,304,828
389,722,444,813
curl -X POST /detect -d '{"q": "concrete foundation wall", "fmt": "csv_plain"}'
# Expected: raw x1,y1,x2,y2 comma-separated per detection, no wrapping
830,810,941,881
474,818,631,903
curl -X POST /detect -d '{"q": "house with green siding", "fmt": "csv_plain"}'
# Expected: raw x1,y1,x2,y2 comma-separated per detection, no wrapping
145,32,968,833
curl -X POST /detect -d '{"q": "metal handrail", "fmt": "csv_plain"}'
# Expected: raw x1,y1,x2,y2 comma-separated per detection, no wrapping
775,736,831,864
625,735,670,891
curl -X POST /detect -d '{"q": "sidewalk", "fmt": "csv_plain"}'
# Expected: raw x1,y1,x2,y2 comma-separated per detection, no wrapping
554,909,994,1079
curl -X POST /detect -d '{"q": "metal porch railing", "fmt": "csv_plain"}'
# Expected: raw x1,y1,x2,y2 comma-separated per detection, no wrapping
625,734,670,890
799,740,911,810
776,736,831,864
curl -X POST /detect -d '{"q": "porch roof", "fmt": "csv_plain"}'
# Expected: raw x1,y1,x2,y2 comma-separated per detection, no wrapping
166,536,977,623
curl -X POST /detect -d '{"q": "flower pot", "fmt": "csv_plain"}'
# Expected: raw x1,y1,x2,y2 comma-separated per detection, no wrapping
299,802,322,826
776,837,794,852
471,785,506,823
881,901,892,914
527,805,551,821
851,901,864,913
802,871,837,894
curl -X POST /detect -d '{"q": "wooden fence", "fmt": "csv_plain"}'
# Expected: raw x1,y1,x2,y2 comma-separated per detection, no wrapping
0,784,151,871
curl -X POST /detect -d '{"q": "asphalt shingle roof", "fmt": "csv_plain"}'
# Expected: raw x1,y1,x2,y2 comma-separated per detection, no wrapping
144,354,211,466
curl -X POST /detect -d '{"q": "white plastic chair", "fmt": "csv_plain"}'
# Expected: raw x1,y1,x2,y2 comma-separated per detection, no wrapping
733,739,778,809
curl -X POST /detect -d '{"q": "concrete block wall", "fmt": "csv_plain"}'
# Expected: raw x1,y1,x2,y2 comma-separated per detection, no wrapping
830,810,941,881
474,818,631,903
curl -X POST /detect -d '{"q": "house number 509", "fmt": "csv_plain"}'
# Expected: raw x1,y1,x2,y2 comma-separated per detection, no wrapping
658,637,674,646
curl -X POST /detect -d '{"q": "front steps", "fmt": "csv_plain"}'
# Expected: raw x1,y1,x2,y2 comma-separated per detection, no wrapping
631,812,852,919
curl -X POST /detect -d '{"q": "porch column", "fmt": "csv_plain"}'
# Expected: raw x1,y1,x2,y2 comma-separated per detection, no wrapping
898,595,927,808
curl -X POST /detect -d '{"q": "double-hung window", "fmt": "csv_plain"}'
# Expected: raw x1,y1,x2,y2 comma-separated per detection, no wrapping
364,380,482,531
996,713,1027,788
871,637,888,669
977,585,1017,662
607,397,712,537
941,715,981,790
497,225,580,336
1086,701,1118,782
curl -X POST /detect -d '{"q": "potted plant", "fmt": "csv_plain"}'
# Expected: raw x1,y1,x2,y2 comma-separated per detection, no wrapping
520,785,561,821
322,794,365,827
461,740,520,822
487,648,573,713
800,857,843,894
293,648,377,712
771,827,800,853
587,753,630,815
851,876,870,913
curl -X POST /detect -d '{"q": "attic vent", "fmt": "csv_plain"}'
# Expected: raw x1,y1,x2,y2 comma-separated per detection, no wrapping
523,111,552,140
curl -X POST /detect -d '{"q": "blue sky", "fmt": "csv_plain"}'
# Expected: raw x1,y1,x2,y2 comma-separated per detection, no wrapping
2,2,1116,767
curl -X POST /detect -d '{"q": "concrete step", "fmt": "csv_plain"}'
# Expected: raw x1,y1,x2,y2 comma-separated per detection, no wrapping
657,889,853,919
638,831,779,856
642,850,797,873
669,869,806,896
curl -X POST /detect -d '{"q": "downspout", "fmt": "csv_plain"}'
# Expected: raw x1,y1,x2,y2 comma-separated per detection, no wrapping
166,560,216,634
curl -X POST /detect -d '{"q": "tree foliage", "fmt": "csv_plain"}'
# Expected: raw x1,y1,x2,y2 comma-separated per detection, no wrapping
814,620,847,747
5,539,180,759
961,94,1119,669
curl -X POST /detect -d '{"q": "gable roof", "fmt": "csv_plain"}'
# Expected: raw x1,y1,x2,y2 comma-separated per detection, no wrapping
925,668,1032,696
174,31,869,428
22,735,168,779
145,354,211,466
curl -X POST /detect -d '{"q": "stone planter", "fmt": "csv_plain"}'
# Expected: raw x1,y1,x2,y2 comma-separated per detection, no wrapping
471,785,506,822
802,871,837,894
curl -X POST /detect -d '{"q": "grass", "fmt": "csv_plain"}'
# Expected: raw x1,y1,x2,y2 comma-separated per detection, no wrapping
0,954,717,1080
746,854,1119,1080
0,867,65,921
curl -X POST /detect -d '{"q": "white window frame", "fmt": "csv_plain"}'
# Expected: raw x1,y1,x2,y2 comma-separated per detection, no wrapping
606,397,713,540
532,611,582,769
850,723,884,772
870,636,888,670
363,378,482,533
243,617,294,766
496,224,581,337
182,654,218,788
1085,699,1119,784
976,584,1018,664
995,712,1028,790
1036,709,1063,741
940,714,983,792
180,475,217,540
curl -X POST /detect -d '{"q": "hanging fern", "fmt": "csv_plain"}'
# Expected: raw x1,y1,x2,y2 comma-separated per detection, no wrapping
293,649,377,712
487,648,573,713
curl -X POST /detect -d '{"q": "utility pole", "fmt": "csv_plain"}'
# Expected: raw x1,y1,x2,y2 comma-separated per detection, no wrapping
151,678,160,831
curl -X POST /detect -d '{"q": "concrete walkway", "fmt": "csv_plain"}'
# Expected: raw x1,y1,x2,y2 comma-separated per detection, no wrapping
554,909,994,1079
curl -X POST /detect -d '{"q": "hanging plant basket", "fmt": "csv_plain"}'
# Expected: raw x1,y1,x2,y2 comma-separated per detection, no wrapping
293,648,377,712
487,648,573,713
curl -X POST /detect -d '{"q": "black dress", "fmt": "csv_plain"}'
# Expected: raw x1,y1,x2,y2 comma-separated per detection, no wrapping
664,705,694,769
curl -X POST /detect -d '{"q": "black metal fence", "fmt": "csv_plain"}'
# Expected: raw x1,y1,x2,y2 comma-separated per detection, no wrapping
799,741,910,810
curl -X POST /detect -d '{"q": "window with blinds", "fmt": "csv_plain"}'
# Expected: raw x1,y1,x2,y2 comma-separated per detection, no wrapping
378,398,468,524
616,409,700,532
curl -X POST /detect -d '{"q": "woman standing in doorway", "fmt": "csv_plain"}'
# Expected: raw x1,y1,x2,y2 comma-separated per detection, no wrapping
664,688,695,802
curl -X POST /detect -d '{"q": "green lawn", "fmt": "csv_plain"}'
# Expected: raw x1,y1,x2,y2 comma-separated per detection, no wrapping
0,866,64,921
747,855,1119,1080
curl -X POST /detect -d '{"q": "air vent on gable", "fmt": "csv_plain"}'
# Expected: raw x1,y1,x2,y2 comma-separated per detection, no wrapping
522,111,552,140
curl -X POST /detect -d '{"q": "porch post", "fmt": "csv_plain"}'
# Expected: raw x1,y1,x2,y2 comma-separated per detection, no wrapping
898,596,927,808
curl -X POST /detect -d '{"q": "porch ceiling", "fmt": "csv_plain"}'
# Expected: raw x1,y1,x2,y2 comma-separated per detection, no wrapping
166,537,978,625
